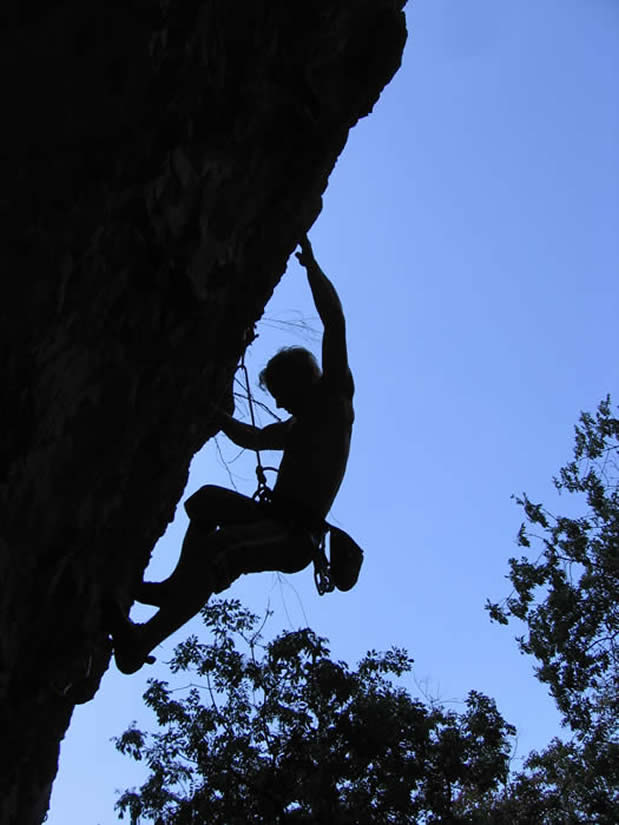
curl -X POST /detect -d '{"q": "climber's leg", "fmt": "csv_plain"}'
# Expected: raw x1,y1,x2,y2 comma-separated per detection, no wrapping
207,518,318,592
136,520,214,606
136,488,262,605
183,484,260,526
113,521,225,673
113,518,317,673
142,518,315,642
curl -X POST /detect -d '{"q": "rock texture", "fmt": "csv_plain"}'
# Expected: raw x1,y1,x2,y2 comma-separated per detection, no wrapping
0,2,406,823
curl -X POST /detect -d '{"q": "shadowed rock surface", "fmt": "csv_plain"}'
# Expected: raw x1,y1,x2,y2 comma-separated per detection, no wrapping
0,2,406,822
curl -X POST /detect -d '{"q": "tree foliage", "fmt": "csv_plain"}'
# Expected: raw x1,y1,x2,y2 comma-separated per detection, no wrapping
115,600,515,825
487,735,618,825
485,397,618,823
486,397,618,738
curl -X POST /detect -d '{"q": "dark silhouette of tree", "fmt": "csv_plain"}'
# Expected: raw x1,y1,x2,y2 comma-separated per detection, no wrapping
486,396,618,824
115,600,515,825
487,396,617,736
485,736,617,825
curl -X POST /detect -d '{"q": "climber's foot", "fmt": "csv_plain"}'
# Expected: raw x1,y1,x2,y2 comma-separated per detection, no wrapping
107,600,155,674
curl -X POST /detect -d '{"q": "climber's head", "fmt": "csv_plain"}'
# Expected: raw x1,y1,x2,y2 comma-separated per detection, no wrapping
259,346,321,415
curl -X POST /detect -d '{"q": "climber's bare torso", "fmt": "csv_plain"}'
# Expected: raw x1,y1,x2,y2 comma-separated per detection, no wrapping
268,378,354,520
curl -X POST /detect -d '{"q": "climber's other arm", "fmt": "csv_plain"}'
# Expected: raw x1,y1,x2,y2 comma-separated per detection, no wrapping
216,410,291,450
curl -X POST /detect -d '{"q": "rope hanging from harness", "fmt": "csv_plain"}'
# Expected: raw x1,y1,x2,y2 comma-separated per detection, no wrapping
238,352,335,595
239,354,275,504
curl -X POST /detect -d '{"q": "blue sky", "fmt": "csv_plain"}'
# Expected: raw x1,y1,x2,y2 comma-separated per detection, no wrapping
48,2,618,821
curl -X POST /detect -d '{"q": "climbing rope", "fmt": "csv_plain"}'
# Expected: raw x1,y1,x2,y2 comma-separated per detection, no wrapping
239,353,276,504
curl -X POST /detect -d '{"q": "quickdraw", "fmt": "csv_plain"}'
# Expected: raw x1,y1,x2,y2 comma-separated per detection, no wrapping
313,535,335,596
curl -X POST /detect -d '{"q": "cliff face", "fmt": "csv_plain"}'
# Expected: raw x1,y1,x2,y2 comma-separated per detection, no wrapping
0,2,407,822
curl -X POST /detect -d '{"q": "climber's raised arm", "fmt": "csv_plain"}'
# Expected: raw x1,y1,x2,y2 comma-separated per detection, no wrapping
296,236,354,398
216,410,290,451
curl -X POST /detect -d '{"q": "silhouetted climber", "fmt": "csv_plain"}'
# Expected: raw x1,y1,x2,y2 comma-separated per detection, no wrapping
111,236,362,674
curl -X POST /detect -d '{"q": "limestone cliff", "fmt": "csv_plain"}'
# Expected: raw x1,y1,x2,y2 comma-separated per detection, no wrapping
0,2,406,822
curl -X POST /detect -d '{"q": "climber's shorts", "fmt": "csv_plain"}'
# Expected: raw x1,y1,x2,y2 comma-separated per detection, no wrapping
260,492,327,550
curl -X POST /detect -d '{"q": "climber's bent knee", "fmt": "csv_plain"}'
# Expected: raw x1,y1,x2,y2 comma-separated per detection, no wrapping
184,484,226,520
184,485,257,523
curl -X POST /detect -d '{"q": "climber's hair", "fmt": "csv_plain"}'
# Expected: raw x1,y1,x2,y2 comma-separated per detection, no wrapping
259,347,322,394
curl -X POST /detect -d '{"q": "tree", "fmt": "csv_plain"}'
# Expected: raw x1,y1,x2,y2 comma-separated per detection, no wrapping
115,600,515,825
485,736,617,825
486,396,618,823
487,396,618,735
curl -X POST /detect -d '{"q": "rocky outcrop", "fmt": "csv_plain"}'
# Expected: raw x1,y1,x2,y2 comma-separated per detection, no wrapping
0,2,407,822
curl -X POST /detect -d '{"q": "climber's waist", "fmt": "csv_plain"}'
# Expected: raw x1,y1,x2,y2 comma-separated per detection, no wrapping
260,493,327,538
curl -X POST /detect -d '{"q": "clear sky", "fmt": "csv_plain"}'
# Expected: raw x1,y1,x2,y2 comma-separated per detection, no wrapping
48,2,618,822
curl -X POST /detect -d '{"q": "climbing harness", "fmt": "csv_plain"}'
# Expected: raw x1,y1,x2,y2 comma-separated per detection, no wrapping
238,353,337,595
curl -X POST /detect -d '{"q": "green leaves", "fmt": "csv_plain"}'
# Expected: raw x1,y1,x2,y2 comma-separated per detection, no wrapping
115,724,146,761
486,397,619,825
486,397,618,809
116,599,516,825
